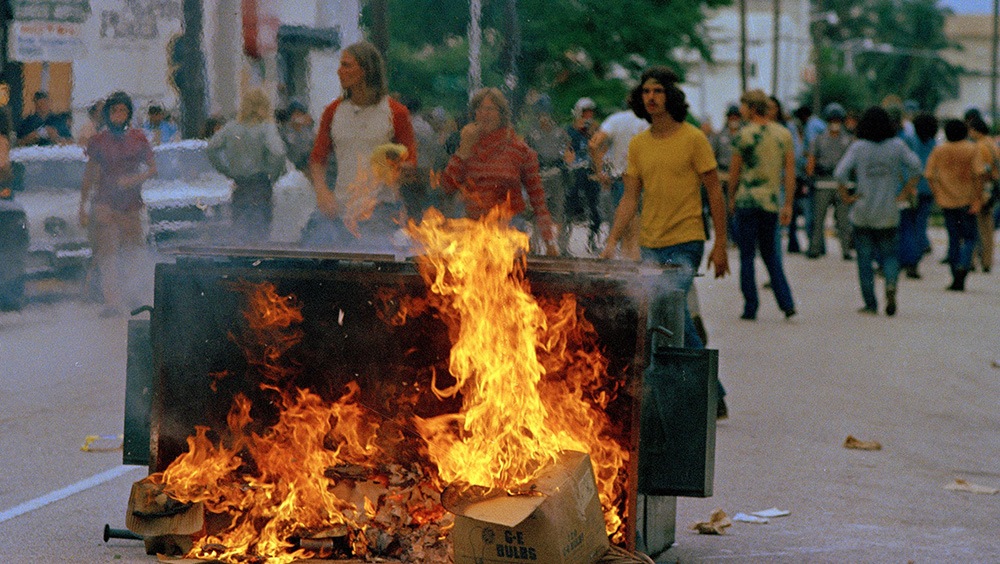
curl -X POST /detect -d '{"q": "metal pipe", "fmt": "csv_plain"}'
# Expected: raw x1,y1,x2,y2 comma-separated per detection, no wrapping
103,524,143,542
298,537,336,551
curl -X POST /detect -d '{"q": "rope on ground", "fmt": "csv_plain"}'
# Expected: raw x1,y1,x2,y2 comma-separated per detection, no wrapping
598,545,656,564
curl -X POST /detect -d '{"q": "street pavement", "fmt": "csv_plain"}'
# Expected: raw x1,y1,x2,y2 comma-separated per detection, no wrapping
0,228,997,563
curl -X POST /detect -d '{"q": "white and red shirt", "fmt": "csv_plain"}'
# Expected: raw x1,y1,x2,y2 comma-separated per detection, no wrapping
310,96,416,224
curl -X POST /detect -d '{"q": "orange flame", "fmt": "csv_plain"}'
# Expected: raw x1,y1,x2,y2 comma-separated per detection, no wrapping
146,206,631,561
148,284,449,563
408,207,628,538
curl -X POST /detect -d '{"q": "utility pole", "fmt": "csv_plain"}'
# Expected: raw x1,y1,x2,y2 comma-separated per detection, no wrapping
175,0,207,138
740,0,748,92
370,0,389,59
501,0,521,113
469,0,483,96
772,0,780,96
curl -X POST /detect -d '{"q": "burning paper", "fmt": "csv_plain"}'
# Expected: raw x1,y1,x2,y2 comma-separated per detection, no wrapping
140,209,630,563
142,283,451,563
408,207,628,540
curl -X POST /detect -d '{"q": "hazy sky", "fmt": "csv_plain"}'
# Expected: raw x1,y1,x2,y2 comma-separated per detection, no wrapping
939,0,993,14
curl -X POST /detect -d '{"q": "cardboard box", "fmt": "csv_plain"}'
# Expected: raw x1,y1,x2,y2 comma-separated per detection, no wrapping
449,451,610,564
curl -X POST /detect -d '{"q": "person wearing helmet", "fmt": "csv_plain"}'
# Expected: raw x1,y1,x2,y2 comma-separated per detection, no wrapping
806,102,853,259
78,91,157,317
565,97,602,253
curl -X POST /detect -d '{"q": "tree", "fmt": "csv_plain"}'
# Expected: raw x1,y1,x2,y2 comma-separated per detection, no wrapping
810,0,960,112
362,0,731,119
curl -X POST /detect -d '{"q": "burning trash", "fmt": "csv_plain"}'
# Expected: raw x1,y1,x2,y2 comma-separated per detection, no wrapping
130,208,631,563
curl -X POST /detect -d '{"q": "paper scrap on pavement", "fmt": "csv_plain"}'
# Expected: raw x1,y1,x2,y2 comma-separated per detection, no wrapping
843,435,882,450
690,508,732,534
944,479,999,495
732,512,769,524
752,507,790,518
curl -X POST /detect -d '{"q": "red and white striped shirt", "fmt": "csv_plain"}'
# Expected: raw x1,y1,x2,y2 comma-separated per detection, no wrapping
442,127,553,240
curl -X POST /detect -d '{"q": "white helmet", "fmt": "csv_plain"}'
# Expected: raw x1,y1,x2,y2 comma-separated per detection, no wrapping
573,97,596,119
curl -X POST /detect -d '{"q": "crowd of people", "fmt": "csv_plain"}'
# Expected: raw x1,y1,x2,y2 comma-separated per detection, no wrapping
17,40,992,408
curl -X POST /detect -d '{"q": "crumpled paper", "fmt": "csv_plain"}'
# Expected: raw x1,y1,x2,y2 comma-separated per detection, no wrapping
752,507,790,518
944,479,999,495
691,508,732,534
843,435,882,450
732,512,769,524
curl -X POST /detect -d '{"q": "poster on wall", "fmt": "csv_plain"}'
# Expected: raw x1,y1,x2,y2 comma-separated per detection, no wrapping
13,0,91,23
11,20,86,61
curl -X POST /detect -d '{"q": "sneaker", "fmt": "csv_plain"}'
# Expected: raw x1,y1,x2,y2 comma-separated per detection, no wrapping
716,398,729,420
740,312,757,321
783,308,797,319
857,306,877,316
885,289,897,317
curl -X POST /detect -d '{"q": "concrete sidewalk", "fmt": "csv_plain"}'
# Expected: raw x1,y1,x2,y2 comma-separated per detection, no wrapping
662,228,999,562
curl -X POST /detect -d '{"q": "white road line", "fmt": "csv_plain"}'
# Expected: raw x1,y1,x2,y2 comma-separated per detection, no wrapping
0,465,143,524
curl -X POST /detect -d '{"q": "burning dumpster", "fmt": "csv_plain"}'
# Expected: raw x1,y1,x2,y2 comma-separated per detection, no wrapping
121,212,717,562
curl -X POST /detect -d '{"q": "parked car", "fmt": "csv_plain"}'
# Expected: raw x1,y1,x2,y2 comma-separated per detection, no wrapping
143,139,233,246
11,140,234,280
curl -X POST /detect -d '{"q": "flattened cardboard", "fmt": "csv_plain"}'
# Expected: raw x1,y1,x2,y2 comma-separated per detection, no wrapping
451,451,610,564
126,480,204,538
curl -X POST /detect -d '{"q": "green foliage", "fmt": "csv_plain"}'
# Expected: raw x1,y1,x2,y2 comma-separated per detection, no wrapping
811,71,874,112
385,37,504,117
811,0,960,112
361,0,731,120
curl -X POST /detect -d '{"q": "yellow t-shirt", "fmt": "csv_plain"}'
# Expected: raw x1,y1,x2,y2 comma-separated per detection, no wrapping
626,123,717,248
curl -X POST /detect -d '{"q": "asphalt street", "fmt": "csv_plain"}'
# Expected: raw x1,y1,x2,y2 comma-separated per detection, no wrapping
0,227,997,563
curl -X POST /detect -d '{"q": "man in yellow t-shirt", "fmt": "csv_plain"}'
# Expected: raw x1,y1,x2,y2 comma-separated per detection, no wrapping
601,65,730,417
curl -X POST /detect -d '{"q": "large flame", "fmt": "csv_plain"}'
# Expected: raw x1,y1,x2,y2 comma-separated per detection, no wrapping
144,209,630,563
148,283,447,563
409,207,628,539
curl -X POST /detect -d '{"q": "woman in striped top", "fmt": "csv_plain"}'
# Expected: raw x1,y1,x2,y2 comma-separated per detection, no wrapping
442,88,558,255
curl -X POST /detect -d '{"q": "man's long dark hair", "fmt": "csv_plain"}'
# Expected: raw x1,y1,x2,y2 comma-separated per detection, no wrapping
854,106,897,142
628,66,688,123
913,112,938,143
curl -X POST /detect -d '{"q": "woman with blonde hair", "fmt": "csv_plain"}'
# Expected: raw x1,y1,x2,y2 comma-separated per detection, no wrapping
303,40,417,251
206,88,287,244
441,87,557,254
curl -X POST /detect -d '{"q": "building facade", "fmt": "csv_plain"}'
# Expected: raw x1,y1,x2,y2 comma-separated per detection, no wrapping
679,0,813,129
5,0,358,138
940,13,996,121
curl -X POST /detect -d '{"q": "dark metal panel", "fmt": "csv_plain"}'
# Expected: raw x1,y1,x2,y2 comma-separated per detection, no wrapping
124,318,152,466
637,347,717,497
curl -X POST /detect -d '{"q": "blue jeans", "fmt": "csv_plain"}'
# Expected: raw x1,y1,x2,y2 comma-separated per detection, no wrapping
300,201,405,253
734,208,795,316
853,227,899,310
942,207,978,271
898,194,933,267
641,241,726,399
